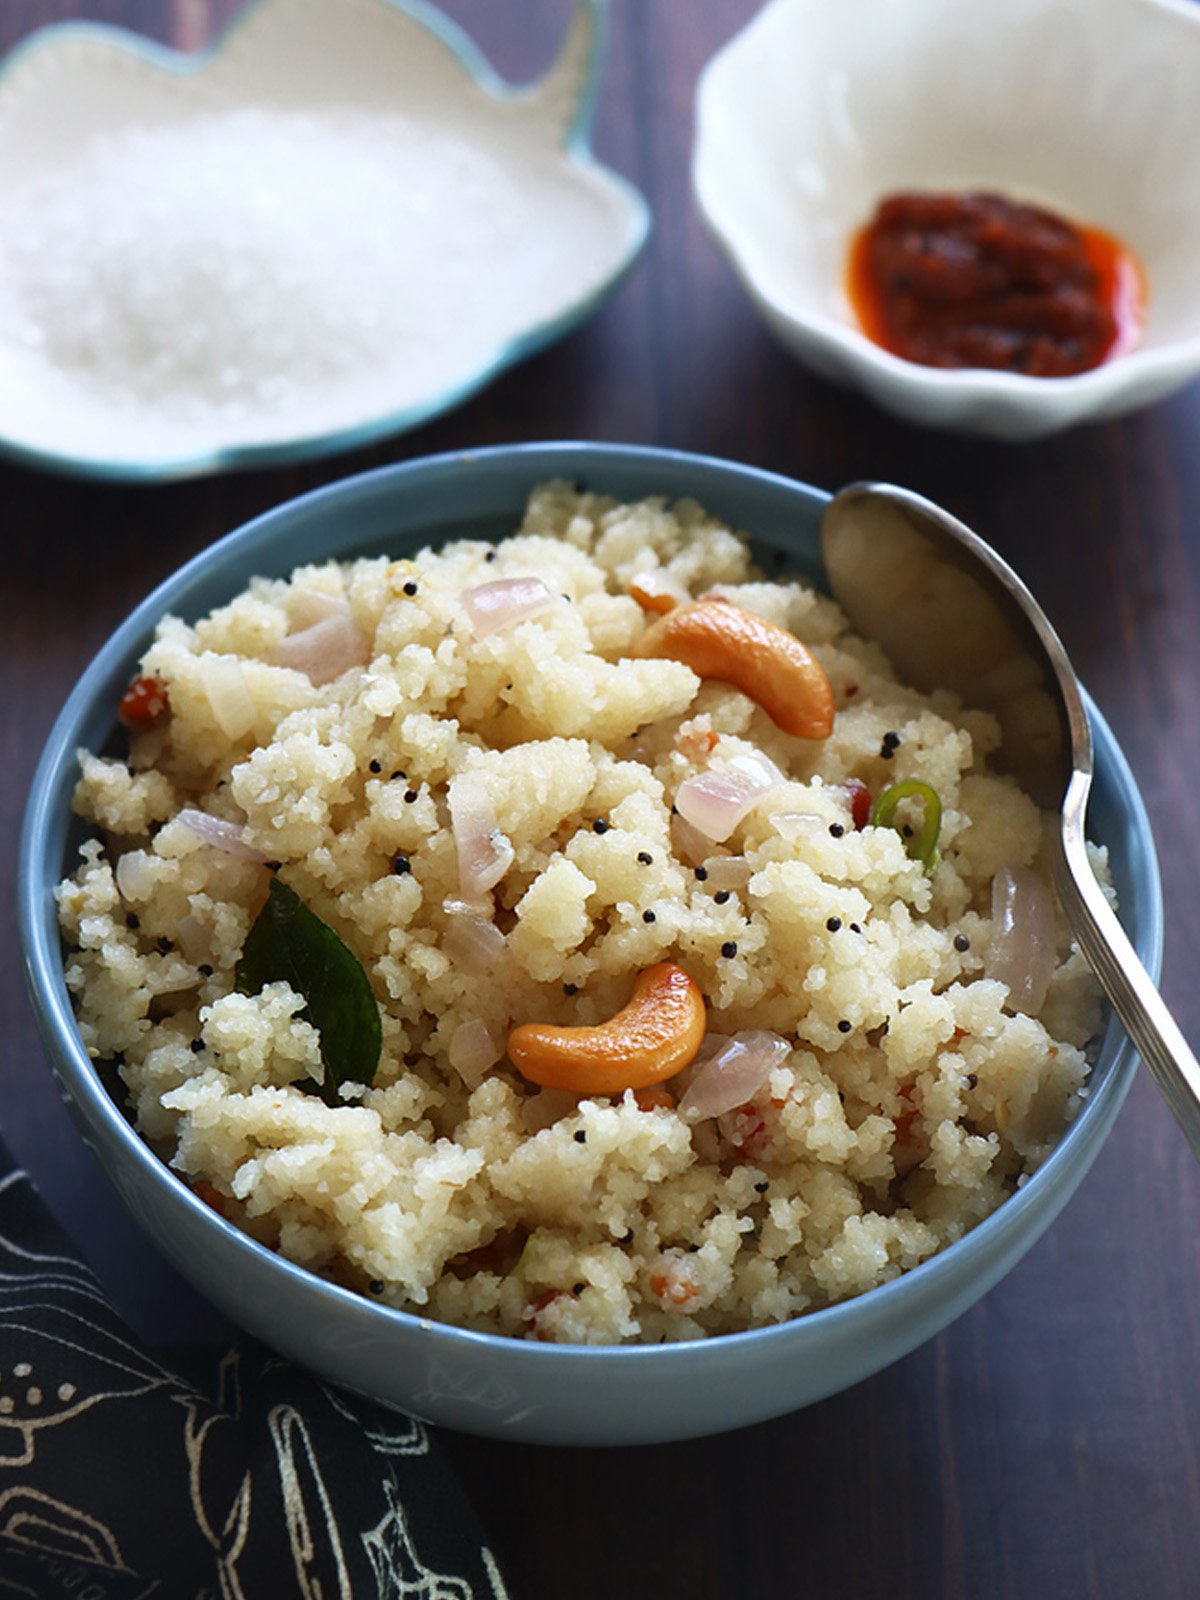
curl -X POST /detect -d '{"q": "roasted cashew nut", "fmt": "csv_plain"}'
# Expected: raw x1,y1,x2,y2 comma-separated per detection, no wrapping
507,962,706,1094
633,598,834,740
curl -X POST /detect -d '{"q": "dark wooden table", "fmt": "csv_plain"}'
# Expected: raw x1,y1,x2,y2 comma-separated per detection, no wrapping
5,3,1200,1596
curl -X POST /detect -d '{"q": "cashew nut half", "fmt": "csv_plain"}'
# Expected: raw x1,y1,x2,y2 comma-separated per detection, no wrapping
507,962,706,1094
633,598,834,739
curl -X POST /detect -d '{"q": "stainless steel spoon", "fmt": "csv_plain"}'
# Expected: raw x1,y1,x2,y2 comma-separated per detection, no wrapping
821,481,1200,1154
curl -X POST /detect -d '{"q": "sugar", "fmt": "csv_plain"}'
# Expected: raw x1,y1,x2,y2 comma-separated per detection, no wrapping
0,107,527,441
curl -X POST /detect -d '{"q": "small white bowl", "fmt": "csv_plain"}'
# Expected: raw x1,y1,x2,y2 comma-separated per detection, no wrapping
693,0,1200,440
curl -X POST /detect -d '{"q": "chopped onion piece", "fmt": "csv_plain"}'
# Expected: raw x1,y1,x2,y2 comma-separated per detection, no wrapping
461,576,556,639
520,1087,580,1134
174,912,213,967
670,810,712,867
985,865,1057,1015
277,607,368,686
448,1019,501,1088
442,895,494,918
289,588,351,629
771,810,827,842
115,849,157,902
728,748,786,789
443,905,506,975
701,856,753,892
177,808,269,862
676,755,779,843
198,654,255,741
449,776,514,898
678,1030,791,1125
692,1031,732,1065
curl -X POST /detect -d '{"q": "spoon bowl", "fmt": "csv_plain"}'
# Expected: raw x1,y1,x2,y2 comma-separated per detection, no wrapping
822,482,1200,1154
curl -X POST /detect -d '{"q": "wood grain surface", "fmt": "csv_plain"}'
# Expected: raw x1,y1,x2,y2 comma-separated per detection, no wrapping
3,3,1199,1597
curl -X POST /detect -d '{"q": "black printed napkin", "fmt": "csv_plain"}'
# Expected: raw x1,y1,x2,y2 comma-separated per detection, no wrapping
0,1133,511,1599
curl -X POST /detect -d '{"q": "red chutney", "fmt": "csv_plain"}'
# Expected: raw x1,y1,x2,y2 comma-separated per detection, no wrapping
846,191,1143,377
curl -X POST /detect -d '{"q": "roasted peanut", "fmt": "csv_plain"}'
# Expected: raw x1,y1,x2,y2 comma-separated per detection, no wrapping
507,962,706,1094
633,598,834,739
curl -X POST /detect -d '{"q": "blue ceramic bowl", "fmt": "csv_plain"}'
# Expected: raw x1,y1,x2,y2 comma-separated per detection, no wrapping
18,443,1162,1444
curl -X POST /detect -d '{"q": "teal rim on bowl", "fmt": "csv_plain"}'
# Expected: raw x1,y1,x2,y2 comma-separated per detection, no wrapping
17,443,1162,1443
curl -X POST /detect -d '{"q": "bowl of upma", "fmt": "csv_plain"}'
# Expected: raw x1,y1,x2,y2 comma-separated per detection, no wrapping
19,442,1160,1443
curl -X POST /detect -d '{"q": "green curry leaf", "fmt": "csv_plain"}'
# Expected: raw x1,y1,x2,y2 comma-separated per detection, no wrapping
235,877,382,1105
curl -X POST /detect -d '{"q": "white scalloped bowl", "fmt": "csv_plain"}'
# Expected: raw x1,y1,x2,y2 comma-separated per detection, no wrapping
693,0,1200,440
0,0,648,480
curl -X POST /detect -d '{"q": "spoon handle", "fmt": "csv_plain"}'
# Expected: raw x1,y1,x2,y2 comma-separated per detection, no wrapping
1058,783,1200,1155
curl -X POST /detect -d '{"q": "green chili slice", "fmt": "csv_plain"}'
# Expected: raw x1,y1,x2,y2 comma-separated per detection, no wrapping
870,780,942,873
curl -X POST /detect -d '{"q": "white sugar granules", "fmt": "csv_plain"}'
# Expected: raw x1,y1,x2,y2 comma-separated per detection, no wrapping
0,108,535,442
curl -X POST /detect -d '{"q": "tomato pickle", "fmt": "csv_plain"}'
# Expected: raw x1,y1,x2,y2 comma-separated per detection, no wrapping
847,190,1143,376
